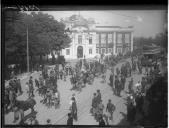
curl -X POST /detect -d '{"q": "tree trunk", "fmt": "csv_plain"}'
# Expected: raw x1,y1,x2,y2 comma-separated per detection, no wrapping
31,55,33,72
47,55,49,63
40,55,42,65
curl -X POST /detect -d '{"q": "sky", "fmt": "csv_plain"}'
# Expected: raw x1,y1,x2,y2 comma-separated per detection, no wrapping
41,10,167,38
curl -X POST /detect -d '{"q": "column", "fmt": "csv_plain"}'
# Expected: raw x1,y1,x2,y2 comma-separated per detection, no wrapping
72,33,75,59
131,32,133,52
99,33,101,54
113,32,116,55
106,33,108,54
74,33,77,59
122,33,125,55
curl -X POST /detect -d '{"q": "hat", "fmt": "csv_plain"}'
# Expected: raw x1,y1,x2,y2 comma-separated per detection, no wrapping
71,97,75,101
68,113,71,116
47,119,51,123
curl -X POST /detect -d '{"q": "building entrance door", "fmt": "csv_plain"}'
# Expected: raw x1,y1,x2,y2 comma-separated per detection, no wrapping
77,46,83,58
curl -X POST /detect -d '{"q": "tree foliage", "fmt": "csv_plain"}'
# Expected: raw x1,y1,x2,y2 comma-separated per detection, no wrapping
5,11,71,65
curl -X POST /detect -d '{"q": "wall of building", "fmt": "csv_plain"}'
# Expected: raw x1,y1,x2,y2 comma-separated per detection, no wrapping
60,16,134,60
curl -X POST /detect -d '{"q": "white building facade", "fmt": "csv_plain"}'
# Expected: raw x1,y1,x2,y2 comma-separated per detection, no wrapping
61,15,134,60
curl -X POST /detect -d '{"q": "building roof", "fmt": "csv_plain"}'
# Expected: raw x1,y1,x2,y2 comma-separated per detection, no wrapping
94,27,134,32
96,26,121,28
64,15,134,32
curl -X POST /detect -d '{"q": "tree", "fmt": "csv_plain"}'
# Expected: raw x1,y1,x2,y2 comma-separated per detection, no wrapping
30,12,71,64
5,11,71,75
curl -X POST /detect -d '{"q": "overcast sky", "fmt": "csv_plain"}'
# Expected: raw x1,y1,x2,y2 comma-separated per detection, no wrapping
41,10,166,38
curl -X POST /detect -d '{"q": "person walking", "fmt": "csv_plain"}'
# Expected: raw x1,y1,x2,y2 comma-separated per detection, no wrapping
71,97,78,121
28,76,35,97
97,100,104,120
114,76,120,96
121,75,126,90
96,90,102,104
9,89,16,111
54,88,60,109
128,78,134,94
91,93,97,116
17,79,23,95
35,78,40,89
106,99,115,121
109,73,114,88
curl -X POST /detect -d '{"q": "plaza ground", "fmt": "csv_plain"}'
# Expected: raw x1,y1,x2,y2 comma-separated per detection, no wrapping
5,58,145,125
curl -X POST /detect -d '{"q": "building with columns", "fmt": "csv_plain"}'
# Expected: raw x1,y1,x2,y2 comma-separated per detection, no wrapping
60,14,134,60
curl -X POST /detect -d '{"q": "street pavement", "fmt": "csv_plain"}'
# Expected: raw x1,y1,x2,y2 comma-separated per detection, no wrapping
4,58,145,125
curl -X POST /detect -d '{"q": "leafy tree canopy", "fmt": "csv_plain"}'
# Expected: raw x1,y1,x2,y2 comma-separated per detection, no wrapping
5,11,71,64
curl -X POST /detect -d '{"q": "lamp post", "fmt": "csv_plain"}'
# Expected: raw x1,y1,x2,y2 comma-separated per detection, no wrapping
26,26,29,73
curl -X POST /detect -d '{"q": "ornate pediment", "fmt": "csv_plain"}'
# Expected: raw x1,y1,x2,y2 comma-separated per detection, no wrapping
64,14,95,32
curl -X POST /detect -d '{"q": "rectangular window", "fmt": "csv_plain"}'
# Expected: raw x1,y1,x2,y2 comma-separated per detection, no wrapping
101,34,106,44
101,48,106,54
108,34,112,44
117,48,122,54
117,33,122,43
96,34,99,44
125,47,130,53
66,49,70,55
89,48,92,54
125,34,130,43
96,48,99,53
96,44,100,47
108,48,112,53
78,35,82,44
89,36,92,44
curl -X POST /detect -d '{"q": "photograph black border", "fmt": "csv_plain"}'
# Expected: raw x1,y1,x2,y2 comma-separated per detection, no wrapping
1,0,168,127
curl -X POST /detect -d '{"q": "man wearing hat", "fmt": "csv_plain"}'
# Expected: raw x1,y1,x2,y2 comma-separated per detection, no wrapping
71,97,77,121
106,99,115,121
91,93,97,116
96,90,101,104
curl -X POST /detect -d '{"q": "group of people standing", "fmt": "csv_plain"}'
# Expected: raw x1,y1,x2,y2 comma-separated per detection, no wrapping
5,77,23,113
109,61,132,97
90,89,116,125
35,67,61,109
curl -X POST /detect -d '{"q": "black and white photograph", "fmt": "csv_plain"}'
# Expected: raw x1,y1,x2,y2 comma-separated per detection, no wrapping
2,6,167,127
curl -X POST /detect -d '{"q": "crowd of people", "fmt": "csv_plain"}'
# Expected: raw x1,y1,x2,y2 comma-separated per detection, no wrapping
4,50,167,126
4,77,23,113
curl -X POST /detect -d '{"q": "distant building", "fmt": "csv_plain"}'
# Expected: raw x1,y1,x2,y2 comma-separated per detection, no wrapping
60,14,134,60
